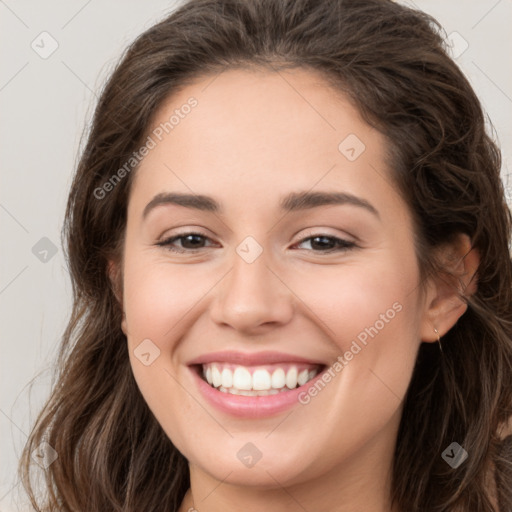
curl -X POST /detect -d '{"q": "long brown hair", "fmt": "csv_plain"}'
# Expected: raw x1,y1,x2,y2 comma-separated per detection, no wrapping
19,0,512,510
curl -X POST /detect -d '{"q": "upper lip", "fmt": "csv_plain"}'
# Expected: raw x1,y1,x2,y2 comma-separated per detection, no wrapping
187,350,326,366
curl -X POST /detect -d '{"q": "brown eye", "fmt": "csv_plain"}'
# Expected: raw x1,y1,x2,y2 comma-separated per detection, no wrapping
295,235,355,252
157,233,215,253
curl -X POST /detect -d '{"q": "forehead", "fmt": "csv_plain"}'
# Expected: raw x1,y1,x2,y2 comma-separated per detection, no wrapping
129,67,401,218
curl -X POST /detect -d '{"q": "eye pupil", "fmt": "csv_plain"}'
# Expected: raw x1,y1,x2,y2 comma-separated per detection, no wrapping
182,234,205,248
311,236,335,250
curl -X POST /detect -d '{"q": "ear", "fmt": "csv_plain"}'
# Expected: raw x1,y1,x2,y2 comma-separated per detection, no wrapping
420,233,480,342
108,259,127,336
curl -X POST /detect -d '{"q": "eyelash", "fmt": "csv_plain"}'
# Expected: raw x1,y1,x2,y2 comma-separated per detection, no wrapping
156,232,356,254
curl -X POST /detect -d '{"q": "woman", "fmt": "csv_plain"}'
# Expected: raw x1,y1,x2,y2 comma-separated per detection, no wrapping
19,0,512,510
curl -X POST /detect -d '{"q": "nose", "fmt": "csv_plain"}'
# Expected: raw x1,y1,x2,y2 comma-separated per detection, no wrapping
209,249,294,334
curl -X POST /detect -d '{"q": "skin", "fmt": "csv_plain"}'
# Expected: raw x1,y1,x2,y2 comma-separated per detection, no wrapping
110,68,479,512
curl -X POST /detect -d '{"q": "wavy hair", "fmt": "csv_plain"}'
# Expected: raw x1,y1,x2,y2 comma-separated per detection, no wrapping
19,0,512,510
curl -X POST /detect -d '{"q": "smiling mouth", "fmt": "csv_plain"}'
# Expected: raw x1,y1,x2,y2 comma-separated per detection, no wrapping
193,362,326,396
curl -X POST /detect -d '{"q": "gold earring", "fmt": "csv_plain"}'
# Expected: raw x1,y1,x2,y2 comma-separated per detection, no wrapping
433,327,443,354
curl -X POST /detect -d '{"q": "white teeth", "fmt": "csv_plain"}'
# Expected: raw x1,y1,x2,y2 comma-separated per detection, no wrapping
218,385,288,396
233,367,252,390
201,363,321,393
285,367,298,389
221,368,233,388
297,369,309,386
271,368,286,389
252,369,271,390
212,366,222,387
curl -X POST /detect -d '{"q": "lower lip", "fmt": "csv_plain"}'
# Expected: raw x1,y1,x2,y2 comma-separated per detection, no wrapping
189,365,327,418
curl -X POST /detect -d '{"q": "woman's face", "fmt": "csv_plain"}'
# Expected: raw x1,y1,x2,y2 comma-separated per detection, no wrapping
118,68,431,490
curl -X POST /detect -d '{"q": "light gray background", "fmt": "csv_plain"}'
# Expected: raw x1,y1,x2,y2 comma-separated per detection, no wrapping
1,1,511,510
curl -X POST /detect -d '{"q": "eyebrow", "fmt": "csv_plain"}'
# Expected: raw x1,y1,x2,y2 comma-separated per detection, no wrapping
142,190,380,219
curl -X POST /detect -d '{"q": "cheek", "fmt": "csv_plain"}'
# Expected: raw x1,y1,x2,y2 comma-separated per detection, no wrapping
290,250,419,347
122,254,207,344
289,247,422,406
122,253,205,435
